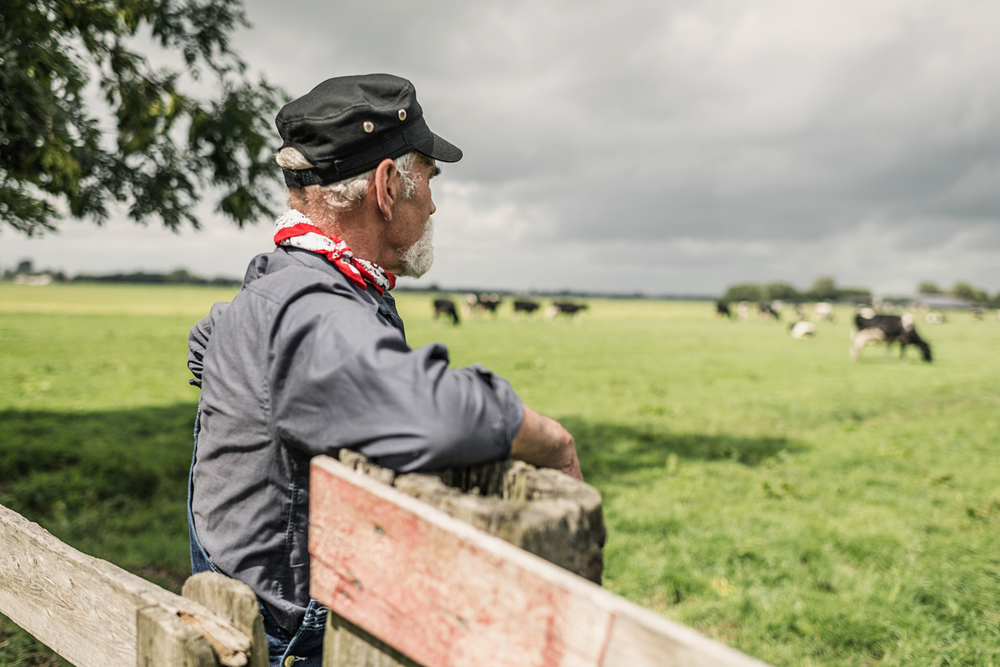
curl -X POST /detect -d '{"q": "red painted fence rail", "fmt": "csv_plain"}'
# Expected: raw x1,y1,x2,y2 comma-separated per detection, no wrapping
309,455,773,667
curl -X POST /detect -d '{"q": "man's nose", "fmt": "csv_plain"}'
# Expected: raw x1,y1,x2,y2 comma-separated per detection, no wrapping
430,199,436,215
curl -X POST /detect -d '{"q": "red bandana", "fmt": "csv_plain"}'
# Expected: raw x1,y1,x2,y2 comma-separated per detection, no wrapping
274,210,396,294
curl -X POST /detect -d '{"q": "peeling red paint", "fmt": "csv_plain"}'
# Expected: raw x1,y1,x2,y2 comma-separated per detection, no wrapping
541,600,566,667
596,612,616,666
309,461,610,667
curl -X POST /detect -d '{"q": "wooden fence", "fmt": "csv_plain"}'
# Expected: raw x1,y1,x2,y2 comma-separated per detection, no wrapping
1,455,774,667
0,503,264,667
310,455,772,667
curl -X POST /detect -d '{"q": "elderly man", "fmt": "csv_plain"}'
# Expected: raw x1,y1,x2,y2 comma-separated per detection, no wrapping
186,74,581,667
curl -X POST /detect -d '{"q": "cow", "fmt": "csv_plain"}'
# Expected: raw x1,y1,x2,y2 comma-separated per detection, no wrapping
812,302,835,322
716,301,732,318
546,302,589,320
857,306,877,319
462,293,479,317
737,301,750,321
512,299,541,321
759,301,781,321
478,292,503,316
432,299,460,326
789,320,816,339
851,313,932,362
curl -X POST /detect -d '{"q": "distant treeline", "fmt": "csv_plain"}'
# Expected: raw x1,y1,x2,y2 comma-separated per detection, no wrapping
72,269,241,287
918,280,1000,307
396,284,709,301
721,276,1000,307
721,277,870,304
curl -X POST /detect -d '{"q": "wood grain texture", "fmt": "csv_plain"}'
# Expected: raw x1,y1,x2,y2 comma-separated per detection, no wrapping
323,610,419,667
183,573,268,667
339,452,605,583
339,450,397,486
328,453,601,665
137,605,217,667
310,456,772,667
0,504,250,667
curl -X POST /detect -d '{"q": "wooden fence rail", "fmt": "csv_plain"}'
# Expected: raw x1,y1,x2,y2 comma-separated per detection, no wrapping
0,504,264,667
3,456,775,667
310,456,773,667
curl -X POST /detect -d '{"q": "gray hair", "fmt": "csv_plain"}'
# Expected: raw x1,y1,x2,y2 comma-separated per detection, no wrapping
275,149,428,214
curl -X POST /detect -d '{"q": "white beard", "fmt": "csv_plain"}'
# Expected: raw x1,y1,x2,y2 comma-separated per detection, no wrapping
396,217,435,278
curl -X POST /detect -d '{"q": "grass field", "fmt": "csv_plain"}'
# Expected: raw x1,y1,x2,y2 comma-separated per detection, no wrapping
2,282,999,666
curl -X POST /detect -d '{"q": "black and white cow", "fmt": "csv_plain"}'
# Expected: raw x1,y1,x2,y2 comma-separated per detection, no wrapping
478,292,503,316
759,301,781,321
432,299,460,326
789,320,816,339
851,313,932,362
546,302,589,319
512,299,540,321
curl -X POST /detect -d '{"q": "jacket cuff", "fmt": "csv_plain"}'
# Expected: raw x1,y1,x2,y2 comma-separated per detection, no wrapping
469,364,524,447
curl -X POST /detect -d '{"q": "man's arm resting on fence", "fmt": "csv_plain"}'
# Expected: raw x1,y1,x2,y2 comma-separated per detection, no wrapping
511,406,583,481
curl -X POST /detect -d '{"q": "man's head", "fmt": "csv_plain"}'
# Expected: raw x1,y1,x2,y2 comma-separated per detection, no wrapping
275,74,460,188
274,74,460,277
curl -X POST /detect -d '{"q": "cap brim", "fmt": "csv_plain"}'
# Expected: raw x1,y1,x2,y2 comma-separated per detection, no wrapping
416,132,463,163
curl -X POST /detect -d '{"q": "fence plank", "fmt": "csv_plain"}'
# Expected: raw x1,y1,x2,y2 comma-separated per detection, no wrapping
137,605,217,667
183,573,268,667
310,456,772,667
323,611,418,667
0,504,250,667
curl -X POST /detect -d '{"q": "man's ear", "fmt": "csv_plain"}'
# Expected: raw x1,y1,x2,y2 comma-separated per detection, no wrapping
373,158,397,221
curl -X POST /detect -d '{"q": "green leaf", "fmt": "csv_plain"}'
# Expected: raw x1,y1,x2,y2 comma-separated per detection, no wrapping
0,0,284,235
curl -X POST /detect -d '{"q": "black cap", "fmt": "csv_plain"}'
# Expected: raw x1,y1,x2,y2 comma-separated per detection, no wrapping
275,74,463,188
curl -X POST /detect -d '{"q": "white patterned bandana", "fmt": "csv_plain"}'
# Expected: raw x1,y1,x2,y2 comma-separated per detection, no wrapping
274,210,396,294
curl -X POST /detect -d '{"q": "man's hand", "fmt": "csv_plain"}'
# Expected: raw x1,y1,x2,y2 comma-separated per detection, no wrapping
511,406,583,481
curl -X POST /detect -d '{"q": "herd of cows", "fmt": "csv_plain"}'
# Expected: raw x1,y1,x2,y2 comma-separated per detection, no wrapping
429,292,993,364
431,293,588,325
716,299,939,363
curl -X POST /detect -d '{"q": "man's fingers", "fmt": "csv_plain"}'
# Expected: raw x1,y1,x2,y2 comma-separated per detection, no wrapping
560,453,584,482
512,405,584,481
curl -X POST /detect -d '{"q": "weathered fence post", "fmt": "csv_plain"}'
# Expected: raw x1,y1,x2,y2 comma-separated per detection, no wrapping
319,451,606,667
136,605,218,667
323,612,420,667
183,572,269,667
337,450,606,582
0,503,261,667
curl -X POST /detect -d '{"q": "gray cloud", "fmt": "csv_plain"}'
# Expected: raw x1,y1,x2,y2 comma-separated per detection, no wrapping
8,0,999,295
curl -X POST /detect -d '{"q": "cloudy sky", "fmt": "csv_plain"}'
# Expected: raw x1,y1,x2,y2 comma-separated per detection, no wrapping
4,0,999,296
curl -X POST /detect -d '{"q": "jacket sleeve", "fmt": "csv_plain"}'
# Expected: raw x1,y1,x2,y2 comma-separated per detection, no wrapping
268,290,523,471
188,301,231,387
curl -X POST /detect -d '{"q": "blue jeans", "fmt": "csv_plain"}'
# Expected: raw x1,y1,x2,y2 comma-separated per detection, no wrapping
188,406,326,667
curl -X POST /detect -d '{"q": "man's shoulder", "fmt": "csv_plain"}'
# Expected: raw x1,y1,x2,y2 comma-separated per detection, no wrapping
221,248,404,336
240,248,363,305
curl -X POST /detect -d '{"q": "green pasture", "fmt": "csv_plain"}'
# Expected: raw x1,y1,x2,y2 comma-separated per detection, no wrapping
2,282,999,666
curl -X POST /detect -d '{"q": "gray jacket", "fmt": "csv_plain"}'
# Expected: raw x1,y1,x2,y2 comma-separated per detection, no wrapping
188,246,523,633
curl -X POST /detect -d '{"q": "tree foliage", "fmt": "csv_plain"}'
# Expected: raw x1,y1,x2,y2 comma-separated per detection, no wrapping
0,0,284,236
762,282,799,302
951,282,988,305
917,281,944,295
802,276,871,302
722,277,873,304
721,282,762,303
806,276,837,301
